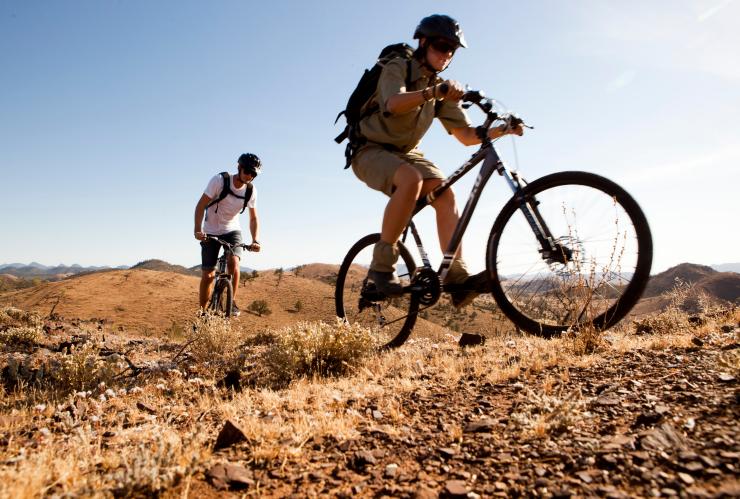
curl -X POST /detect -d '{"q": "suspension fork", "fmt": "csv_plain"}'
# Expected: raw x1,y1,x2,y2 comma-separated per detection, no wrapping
500,168,563,258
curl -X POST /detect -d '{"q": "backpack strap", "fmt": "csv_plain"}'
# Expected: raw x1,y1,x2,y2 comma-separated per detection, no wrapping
205,172,232,214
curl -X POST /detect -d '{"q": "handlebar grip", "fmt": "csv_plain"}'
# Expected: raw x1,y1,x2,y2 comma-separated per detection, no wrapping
461,90,485,103
439,82,449,96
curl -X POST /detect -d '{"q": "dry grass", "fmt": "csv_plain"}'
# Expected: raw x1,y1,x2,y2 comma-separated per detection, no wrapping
1,300,737,497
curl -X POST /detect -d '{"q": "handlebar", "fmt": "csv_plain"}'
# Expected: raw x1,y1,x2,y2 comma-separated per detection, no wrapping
437,83,532,133
204,235,258,252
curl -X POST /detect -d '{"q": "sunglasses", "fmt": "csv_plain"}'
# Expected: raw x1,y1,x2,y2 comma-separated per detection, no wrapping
429,38,457,54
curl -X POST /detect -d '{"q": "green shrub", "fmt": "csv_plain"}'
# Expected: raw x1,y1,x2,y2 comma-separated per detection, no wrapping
248,300,272,317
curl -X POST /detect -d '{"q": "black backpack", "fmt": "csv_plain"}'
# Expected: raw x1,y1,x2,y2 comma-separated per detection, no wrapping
205,172,253,215
334,43,415,168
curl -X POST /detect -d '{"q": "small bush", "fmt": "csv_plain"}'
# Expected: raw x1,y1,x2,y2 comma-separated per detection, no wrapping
633,279,694,335
46,340,123,393
294,300,303,312
0,325,41,347
187,312,244,366
262,320,376,384
0,306,41,328
249,300,272,317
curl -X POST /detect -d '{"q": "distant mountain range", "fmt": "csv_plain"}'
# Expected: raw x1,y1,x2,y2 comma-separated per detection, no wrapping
0,260,254,279
0,261,737,282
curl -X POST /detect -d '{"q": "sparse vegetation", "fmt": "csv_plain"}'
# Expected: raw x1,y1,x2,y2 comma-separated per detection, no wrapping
262,320,376,384
0,262,738,497
187,312,245,367
248,299,272,317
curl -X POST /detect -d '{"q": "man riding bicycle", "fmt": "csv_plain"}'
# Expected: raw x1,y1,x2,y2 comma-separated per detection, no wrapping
349,14,524,307
194,153,262,317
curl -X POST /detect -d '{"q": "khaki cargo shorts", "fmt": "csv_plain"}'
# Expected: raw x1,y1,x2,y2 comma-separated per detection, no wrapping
351,144,444,196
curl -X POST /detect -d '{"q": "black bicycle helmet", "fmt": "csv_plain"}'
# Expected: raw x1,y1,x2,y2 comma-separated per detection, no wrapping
413,14,467,48
238,153,262,176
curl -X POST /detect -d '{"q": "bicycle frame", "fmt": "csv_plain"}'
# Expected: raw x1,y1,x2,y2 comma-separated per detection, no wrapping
403,139,562,286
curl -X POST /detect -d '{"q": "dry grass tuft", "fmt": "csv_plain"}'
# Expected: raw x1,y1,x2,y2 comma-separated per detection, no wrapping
187,312,247,369
261,319,377,385
633,279,698,335
0,306,42,329
510,385,587,438
0,325,41,348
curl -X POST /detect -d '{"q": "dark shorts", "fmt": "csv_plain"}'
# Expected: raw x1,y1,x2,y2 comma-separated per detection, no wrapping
200,231,243,271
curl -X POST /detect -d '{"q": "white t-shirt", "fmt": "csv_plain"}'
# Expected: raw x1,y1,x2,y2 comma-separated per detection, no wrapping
203,173,257,235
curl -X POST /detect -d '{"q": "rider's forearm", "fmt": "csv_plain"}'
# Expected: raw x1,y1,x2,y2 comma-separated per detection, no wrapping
454,124,511,146
386,90,428,115
385,83,445,115
249,217,259,243
194,205,205,233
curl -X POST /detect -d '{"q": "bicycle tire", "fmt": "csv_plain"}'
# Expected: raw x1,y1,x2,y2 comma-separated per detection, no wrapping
210,278,233,317
335,233,419,349
487,171,652,336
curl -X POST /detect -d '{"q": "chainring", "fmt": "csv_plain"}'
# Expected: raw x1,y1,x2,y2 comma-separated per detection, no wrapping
412,268,442,306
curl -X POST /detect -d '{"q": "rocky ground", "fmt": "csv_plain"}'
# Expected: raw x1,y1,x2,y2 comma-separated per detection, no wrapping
199,324,740,498
1,307,738,498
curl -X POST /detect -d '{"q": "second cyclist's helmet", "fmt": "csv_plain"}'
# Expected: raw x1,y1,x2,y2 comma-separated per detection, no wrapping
413,14,467,48
238,153,262,176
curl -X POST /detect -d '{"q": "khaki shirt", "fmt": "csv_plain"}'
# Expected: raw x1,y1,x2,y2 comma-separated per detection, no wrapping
358,57,471,153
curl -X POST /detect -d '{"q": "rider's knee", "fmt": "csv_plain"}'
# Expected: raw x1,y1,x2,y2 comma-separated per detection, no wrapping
394,164,423,194
201,270,215,281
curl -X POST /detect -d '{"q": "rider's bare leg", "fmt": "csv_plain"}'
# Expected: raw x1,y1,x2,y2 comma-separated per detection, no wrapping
420,179,469,283
227,255,240,301
420,178,462,258
380,163,423,245
199,269,216,308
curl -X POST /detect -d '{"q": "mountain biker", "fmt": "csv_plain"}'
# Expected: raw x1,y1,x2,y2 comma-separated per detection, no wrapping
194,153,262,317
349,14,524,307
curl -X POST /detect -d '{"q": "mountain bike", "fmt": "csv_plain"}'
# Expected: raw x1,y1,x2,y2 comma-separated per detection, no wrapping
205,236,255,317
335,90,653,348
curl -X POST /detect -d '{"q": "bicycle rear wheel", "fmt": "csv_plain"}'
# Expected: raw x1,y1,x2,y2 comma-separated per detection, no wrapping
335,234,419,349
210,279,233,317
487,171,652,336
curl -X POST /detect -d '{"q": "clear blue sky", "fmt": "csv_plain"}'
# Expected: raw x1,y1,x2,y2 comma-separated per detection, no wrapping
1,1,738,274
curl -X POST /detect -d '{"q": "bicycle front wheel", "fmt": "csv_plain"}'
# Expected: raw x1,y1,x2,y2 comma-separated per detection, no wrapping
335,234,419,349
487,171,652,336
210,279,233,317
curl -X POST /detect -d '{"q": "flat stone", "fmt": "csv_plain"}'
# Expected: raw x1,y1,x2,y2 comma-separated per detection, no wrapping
206,462,254,490
677,472,695,485
639,422,687,452
414,485,437,499
576,471,593,483
596,393,621,406
464,418,497,433
442,480,469,498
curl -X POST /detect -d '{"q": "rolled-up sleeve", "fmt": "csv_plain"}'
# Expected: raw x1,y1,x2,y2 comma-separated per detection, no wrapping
436,99,471,134
377,59,408,113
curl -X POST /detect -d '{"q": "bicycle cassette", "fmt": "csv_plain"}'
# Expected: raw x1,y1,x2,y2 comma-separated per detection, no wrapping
411,268,442,306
